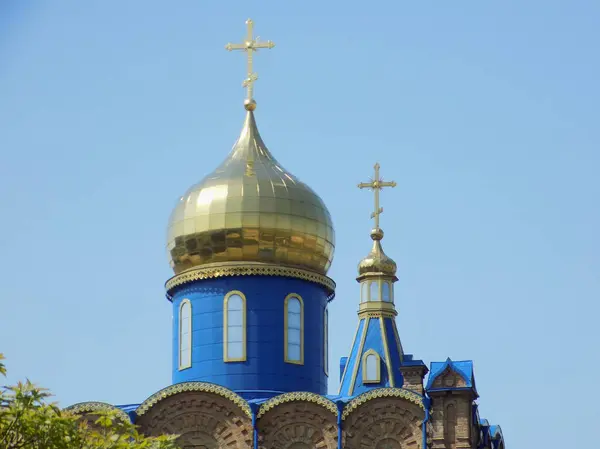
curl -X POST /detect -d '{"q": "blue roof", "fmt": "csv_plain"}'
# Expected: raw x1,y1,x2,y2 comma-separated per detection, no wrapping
489,425,504,448
490,425,503,439
115,403,139,413
115,403,140,422
338,317,405,396
426,358,477,395
402,354,428,369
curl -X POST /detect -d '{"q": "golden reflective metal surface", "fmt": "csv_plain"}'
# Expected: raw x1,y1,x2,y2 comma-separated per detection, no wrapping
356,163,397,280
225,18,275,106
357,229,397,280
167,111,335,275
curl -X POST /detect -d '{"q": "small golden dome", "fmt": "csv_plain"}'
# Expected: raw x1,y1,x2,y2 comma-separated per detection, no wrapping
167,110,335,275
357,228,397,279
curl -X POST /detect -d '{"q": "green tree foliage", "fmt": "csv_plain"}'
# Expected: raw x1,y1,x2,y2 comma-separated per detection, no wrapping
0,353,178,449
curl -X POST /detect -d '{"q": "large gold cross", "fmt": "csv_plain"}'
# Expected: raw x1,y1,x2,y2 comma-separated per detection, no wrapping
225,19,275,104
358,163,397,229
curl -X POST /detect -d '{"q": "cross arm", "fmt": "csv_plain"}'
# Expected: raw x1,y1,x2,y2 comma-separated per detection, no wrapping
253,41,275,49
358,182,374,189
225,43,247,51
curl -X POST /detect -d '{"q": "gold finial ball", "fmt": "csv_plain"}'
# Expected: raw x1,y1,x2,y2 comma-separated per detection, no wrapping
370,228,384,240
244,98,257,111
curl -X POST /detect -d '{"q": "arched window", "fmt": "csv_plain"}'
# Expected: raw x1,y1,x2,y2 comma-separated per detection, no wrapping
284,294,304,364
362,349,381,383
444,403,457,447
361,282,368,303
178,299,192,370
223,291,246,362
369,280,379,301
382,281,392,302
324,307,329,375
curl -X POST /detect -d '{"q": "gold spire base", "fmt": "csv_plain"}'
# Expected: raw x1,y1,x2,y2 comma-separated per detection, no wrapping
357,301,398,319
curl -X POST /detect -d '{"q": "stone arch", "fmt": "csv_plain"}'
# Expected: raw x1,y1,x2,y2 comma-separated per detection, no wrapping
257,392,338,449
64,401,131,430
342,388,425,449
136,382,252,449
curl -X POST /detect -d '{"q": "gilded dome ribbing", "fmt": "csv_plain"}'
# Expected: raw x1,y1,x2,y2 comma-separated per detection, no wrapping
167,110,335,275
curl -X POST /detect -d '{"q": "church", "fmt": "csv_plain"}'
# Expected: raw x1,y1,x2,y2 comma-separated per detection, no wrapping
66,19,506,449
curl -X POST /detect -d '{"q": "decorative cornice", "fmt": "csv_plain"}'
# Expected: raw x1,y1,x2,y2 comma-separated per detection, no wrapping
341,388,426,420
357,310,397,319
357,301,397,319
356,272,398,283
257,391,338,418
64,401,131,423
165,262,335,300
136,382,251,418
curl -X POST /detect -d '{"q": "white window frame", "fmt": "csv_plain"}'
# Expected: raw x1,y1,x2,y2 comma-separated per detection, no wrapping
362,349,381,383
178,299,192,370
223,290,247,362
284,293,304,365
324,306,329,375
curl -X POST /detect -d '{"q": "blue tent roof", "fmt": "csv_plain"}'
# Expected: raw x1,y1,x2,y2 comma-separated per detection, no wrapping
338,317,405,396
425,358,477,395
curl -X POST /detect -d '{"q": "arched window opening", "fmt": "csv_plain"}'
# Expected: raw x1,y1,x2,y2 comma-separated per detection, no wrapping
324,307,329,375
224,291,246,362
369,281,379,301
178,299,192,370
362,349,381,383
382,281,392,302
444,403,457,449
285,294,304,364
361,282,368,303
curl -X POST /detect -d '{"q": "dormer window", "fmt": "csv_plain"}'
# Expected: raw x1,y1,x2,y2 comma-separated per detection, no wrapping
362,349,381,383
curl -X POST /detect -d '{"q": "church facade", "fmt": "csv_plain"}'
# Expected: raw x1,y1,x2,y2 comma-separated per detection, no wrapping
66,19,506,449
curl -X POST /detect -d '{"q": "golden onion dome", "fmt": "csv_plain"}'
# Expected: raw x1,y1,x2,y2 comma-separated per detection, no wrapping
167,110,335,275
357,228,397,279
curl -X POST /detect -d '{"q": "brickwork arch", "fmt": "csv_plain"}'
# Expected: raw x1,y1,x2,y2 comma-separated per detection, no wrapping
136,386,252,449
64,401,131,431
343,395,424,449
257,398,338,449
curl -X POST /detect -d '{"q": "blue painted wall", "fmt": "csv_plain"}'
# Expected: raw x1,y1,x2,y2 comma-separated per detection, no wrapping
170,276,330,397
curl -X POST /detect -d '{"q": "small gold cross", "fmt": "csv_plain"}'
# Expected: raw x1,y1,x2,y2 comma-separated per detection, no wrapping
225,19,275,107
358,163,397,229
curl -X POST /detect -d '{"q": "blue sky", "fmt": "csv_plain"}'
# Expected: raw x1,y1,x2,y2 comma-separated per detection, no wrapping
1,1,598,447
